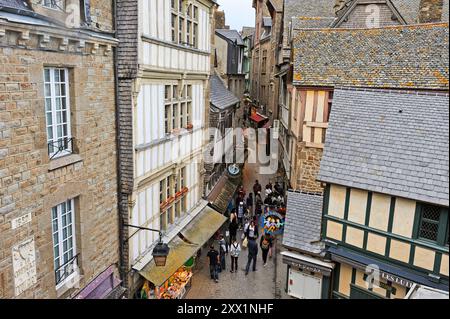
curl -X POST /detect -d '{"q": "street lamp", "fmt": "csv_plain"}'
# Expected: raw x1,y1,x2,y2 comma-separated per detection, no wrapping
124,224,170,267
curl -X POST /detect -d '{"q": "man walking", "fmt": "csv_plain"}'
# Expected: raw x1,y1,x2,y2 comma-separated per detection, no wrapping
253,180,262,196
245,238,258,275
207,245,220,283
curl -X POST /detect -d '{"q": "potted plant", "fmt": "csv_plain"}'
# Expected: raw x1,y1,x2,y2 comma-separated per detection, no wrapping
186,123,193,130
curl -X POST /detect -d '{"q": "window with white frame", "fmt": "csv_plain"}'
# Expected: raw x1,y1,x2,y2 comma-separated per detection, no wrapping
43,0,65,10
164,84,193,135
171,0,199,47
159,167,188,231
51,198,77,287
44,67,72,158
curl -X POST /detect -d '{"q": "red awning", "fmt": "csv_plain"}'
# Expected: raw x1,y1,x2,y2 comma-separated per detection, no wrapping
250,112,268,123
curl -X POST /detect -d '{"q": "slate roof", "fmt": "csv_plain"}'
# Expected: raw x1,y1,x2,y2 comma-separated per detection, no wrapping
318,88,450,207
283,191,325,255
284,0,336,20
292,16,336,29
210,75,240,110
292,24,449,90
215,29,244,46
0,0,30,10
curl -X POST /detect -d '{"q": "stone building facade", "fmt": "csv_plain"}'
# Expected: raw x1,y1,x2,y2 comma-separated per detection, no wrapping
0,0,121,299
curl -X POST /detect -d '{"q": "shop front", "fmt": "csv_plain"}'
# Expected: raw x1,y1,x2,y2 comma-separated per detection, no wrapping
327,245,449,299
136,205,227,299
282,251,334,299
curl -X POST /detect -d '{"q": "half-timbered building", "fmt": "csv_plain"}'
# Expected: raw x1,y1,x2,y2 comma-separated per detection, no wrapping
319,88,449,299
116,0,220,296
289,22,449,194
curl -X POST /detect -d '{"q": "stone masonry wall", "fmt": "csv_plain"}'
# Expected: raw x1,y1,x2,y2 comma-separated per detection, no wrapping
294,143,324,194
0,35,119,298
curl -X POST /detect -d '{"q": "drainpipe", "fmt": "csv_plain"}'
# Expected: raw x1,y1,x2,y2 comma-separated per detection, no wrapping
111,0,127,288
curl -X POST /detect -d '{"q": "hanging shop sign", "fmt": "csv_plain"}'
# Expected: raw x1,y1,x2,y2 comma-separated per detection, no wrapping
260,207,285,236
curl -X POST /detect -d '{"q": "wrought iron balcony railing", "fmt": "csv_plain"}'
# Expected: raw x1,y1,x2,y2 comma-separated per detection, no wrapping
55,253,79,286
48,137,74,160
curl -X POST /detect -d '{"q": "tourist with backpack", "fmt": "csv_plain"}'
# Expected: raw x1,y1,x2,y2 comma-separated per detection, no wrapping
218,235,228,272
260,234,273,267
229,239,241,273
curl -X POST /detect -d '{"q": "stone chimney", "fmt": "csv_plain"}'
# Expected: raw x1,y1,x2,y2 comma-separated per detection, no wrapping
215,10,226,29
419,0,444,23
334,0,349,15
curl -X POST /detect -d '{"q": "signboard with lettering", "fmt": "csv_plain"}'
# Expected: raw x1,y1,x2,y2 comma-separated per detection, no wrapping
11,213,32,230
12,238,37,296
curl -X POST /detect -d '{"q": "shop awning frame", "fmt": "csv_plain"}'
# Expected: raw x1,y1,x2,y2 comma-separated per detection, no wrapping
138,205,227,287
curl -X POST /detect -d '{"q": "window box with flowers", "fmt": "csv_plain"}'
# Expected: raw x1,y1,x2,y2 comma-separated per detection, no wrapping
186,123,193,130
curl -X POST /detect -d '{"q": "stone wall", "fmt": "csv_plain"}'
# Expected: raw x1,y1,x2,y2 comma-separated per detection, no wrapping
90,0,115,31
419,0,444,23
0,29,119,298
293,143,324,194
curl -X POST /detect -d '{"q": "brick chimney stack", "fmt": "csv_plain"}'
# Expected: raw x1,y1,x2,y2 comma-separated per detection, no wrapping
334,0,352,16
419,0,444,23
215,10,226,29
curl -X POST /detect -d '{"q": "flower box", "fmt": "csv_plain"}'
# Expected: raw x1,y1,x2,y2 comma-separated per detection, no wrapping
181,187,189,194
175,191,183,199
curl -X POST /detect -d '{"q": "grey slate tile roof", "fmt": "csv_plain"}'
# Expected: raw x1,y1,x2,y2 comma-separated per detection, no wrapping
284,0,336,20
283,191,325,255
0,0,30,10
215,29,244,45
292,24,449,90
210,75,240,110
318,88,450,207
292,16,336,29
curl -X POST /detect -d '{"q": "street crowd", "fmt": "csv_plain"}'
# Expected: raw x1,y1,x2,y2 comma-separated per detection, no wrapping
206,180,286,283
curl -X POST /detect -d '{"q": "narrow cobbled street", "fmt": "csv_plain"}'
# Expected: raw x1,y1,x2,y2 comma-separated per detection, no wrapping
186,159,291,299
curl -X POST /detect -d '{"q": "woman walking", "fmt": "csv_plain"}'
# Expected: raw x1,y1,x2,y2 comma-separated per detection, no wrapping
229,212,239,243
229,239,241,273
245,219,259,241
246,193,254,217
260,233,273,267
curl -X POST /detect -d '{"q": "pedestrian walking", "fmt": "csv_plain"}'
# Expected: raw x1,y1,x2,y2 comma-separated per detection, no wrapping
237,201,246,230
245,219,259,241
274,182,283,196
229,213,239,243
265,184,273,197
207,245,220,283
246,193,254,216
255,191,263,216
245,238,258,275
218,235,228,272
229,239,241,273
260,234,273,267
253,180,262,196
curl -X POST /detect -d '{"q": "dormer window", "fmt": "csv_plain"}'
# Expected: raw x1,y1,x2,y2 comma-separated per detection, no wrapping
43,0,65,11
